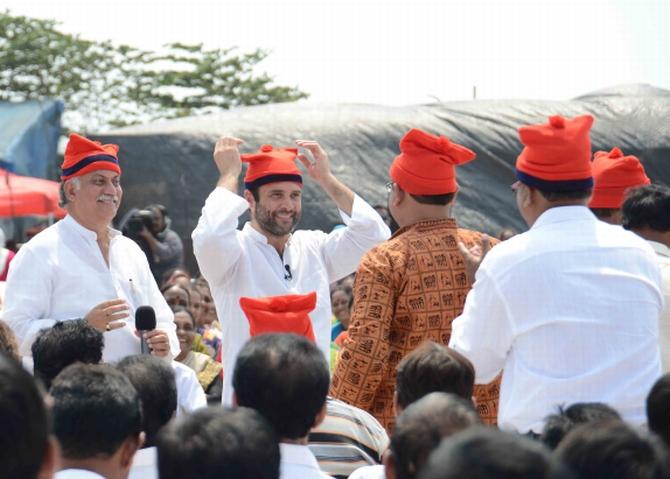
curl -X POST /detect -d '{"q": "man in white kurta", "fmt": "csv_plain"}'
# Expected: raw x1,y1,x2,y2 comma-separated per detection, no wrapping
192,138,389,402
4,134,178,362
450,115,663,433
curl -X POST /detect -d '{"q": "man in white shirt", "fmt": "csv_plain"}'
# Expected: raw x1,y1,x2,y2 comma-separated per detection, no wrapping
4,134,178,362
450,115,663,434
51,364,143,479
233,333,334,479
193,137,389,401
622,184,670,372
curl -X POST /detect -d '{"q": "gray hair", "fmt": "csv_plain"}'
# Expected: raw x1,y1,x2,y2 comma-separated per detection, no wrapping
59,177,81,207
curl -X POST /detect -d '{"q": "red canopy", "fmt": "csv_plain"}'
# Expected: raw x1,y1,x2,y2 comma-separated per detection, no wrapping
0,169,66,218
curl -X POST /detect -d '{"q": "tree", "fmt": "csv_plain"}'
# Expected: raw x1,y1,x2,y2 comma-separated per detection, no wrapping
0,11,308,132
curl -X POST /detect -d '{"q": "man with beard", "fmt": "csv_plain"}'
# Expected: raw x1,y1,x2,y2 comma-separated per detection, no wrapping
193,137,390,403
4,134,178,362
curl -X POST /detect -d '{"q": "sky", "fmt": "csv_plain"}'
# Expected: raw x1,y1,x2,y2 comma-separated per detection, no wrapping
2,0,669,105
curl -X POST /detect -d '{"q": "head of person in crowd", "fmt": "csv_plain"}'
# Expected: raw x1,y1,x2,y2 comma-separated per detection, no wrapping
233,333,330,441
161,283,191,310
418,427,571,479
555,420,670,479
330,284,353,329
588,147,650,224
196,283,217,328
0,353,58,479
241,144,304,240
145,204,169,235
117,355,177,448
171,306,197,361
337,272,356,291
187,284,204,324
60,133,122,232
647,373,670,448
50,363,143,479
0,319,20,360
513,115,595,227
32,319,104,390
622,184,670,247
385,392,480,479
541,402,622,450
395,341,475,415
163,267,192,289
387,129,475,228
157,406,280,479
498,228,518,241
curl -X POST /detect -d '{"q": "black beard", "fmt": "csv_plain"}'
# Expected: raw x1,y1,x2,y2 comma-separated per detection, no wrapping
255,203,300,237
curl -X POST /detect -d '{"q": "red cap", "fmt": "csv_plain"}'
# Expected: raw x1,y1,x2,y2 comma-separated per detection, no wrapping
61,134,120,181
239,291,317,341
589,147,650,208
241,144,302,189
389,129,475,195
516,115,594,191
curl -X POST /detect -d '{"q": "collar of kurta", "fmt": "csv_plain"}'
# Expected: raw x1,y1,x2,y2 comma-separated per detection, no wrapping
242,222,293,247
648,240,670,259
531,205,595,230
63,214,121,242
390,217,458,239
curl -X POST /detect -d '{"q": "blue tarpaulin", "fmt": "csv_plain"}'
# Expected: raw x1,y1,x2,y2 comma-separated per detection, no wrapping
0,100,64,178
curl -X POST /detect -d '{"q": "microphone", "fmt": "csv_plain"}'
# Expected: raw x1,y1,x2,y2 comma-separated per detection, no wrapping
284,264,293,281
135,306,156,354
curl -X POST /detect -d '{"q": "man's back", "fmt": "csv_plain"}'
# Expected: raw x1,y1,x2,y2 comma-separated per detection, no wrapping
451,206,663,432
332,219,499,430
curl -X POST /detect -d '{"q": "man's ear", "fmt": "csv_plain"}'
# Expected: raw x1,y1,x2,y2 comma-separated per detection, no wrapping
37,436,59,479
243,189,255,207
118,433,143,469
383,449,396,479
64,180,78,203
312,401,328,429
390,186,405,208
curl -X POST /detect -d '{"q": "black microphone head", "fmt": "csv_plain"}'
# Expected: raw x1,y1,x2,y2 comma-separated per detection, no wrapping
135,306,156,331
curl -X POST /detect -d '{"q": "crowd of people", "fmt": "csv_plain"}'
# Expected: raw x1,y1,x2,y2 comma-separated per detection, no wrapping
0,114,669,479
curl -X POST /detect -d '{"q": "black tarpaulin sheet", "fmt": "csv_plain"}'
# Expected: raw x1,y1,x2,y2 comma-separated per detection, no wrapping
94,84,670,272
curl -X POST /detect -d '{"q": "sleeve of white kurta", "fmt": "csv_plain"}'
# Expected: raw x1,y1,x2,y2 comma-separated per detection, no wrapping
321,195,391,283
2,247,59,356
172,362,207,415
192,187,249,287
448,266,516,384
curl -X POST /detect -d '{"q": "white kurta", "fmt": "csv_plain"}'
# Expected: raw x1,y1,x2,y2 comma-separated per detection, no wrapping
648,240,670,372
192,187,390,403
449,206,664,433
3,215,179,362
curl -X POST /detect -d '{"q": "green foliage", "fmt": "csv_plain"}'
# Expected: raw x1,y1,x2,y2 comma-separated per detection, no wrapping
0,11,307,132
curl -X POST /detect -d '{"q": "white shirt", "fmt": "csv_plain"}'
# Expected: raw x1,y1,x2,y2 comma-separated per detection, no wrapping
55,469,105,479
172,360,207,415
192,188,389,402
129,446,157,479
450,206,663,433
349,465,385,479
648,240,670,373
280,443,334,479
3,215,179,362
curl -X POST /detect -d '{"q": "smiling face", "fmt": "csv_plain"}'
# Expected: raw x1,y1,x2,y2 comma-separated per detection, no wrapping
65,170,122,227
331,288,352,328
247,181,302,238
163,286,190,310
174,310,195,356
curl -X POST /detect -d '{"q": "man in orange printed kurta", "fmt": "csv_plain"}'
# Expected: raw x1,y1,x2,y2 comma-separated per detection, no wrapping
330,129,499,431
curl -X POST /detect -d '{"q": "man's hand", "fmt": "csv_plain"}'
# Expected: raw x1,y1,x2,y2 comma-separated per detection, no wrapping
84,299,129,333
143,329,171,358
296,140,334,186
213,136,244,189
458,234,492,284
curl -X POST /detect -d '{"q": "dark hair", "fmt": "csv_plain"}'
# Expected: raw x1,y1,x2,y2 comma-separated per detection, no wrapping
590,207,619,220
541,402,621,450
647,373,670,447
622,184,670,232
172,306,197,327
0,353,51,479
0,320,19,360
117,355,177,447
157,406,280,479
409,192,456,206
418,427,571,479
32,319,104,390
161,283,192,302
391,393,480,479
396,342,475,410
555,420,670,479
249,187,260,202
233,333,330,439
537,188,593,203
50,363,143,459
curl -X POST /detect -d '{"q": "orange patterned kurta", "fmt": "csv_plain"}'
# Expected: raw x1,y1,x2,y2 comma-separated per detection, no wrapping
330,219,500,431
